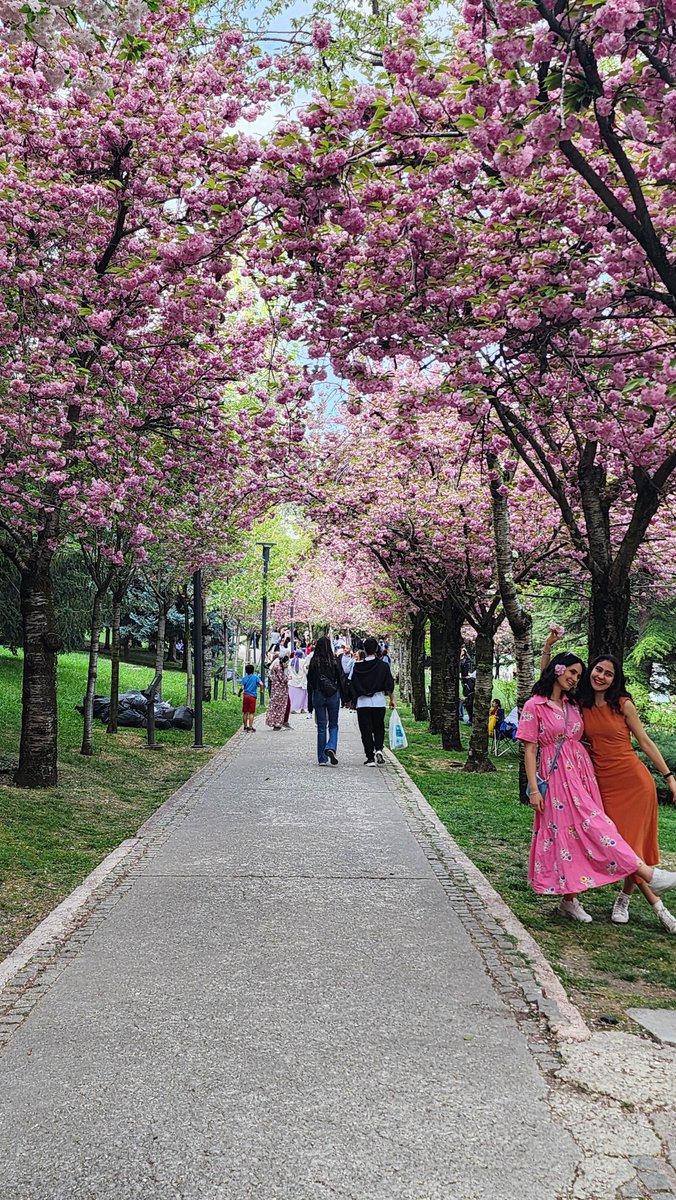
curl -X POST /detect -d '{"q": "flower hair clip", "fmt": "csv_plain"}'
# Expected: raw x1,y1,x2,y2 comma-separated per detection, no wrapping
554,664,567,677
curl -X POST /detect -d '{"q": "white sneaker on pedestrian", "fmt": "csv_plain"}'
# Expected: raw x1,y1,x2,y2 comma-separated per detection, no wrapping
364,759,376,767
611,893,631,924
318,760,330,767
375,750,385,765
326,749,338,766
650,867,676,895
558,897,593,923
654,900,676,934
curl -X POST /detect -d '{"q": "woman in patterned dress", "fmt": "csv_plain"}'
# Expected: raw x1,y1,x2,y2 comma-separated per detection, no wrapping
542,634,676,933
265,654,290,730
517,653,676,923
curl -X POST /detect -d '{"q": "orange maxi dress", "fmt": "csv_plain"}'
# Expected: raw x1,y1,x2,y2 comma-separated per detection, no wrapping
582,698,659,866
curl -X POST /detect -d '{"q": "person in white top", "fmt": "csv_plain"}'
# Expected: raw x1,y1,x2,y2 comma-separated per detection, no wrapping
288,650,310,713
340,647,355,680
349,638,396,766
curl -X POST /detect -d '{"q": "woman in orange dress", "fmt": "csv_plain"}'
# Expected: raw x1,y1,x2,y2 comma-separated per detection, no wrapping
542,632,676,933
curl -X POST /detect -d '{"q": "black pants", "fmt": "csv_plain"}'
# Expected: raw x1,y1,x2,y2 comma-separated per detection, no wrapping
357,706,386,760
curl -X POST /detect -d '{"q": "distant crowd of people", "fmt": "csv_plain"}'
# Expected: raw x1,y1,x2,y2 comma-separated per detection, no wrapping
237,631,395,767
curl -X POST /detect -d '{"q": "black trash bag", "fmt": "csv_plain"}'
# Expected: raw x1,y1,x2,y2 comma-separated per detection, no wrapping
92,696,109,718
153,717,173,730
117,707,146,728
154,705,175,724
172,705,194,731
118,690,148,712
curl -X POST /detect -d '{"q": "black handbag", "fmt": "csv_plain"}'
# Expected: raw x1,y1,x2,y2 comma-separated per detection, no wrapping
318,671,338,698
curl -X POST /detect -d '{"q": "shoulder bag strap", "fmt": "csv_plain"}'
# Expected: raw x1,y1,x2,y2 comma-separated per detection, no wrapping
546,703,570,780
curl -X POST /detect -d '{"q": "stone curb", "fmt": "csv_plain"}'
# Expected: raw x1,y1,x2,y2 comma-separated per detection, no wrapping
385,748,592,1044
0,727,248,998
0,838,139,993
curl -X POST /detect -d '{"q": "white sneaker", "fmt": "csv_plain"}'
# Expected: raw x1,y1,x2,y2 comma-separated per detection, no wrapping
558,897,593,923
650,867,676,895
611,893,631,924
375,750,385,765
654,901,676,934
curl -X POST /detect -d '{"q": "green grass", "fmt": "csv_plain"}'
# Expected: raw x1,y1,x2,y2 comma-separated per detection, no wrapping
395,703,676,1026
0,649,242,959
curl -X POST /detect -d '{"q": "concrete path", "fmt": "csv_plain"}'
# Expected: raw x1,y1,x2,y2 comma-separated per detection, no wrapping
0,712,672,1199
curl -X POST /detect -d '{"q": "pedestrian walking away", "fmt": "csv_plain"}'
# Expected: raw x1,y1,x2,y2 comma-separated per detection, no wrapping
288,649,310,714
350,637,395,767
237,663,264,732
543,631,676,934
265,654,290,731
307,635,343,765
518,652,676,924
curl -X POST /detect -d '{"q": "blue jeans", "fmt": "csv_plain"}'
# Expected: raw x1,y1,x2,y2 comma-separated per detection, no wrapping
312,688,340,762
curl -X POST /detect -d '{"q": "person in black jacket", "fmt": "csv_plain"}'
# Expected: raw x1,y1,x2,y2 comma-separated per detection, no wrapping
350,637,395,766
307,636,343,766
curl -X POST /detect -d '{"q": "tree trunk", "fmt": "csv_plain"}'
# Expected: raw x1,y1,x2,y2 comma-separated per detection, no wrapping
409,610,429,723
107,590,123,735
185,603,193,708
465,628,497,774
167,633,176,663
81,589,105,757
588,569,631,661
14,555,60,788
489,464,534,800
429,600,462,750
232,620,240,694
155,605,166,700
439,598,462,752
428,612,444,735
104,626,111,652
202,595,212,703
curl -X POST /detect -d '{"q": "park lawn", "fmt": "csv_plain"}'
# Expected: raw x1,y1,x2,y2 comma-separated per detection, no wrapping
395,704,676,1027
0,648,242,960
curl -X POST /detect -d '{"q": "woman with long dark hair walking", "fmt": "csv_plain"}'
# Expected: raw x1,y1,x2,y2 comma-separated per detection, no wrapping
307,636,343,766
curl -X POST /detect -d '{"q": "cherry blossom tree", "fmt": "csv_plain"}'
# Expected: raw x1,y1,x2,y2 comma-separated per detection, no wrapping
0,2,308,785
257,9,675,661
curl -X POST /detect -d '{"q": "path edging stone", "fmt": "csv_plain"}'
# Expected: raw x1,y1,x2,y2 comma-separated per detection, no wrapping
0,727,247,997
385,748,592,1044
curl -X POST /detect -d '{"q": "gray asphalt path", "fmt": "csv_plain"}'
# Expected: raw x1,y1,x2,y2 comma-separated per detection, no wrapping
0,710,577,1199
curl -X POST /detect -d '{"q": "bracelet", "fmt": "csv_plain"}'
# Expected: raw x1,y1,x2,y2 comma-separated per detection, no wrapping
663,772,674,781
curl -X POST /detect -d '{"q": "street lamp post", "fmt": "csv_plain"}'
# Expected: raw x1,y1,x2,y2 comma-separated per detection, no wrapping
257,542,275,692
192,568,205,748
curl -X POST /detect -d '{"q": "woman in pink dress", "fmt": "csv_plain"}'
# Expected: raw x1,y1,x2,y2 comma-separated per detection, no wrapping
517,653,676,923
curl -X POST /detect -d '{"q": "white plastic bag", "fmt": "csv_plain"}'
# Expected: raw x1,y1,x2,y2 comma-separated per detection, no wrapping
389,708,408,751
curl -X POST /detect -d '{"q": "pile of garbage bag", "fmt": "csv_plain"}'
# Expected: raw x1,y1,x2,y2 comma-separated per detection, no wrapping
81,691,194,731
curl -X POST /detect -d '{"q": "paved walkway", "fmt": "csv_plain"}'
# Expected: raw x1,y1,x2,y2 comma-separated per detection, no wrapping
1,712,675,1199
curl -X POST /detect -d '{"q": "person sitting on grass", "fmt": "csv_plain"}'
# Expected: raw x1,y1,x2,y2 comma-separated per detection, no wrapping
238,663,264,732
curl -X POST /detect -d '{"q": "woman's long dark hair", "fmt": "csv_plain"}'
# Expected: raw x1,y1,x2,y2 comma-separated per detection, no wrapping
577,654,630,713
532,651,585,699
312,635,337,671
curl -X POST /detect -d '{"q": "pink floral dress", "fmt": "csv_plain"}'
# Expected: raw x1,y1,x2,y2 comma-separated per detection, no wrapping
517,695,640,895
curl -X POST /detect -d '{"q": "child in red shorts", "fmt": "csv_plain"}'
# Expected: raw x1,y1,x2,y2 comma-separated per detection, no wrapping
238,663,264,731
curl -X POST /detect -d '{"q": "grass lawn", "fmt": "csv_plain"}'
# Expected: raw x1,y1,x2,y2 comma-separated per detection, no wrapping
395,703,676,1026
0,648,242,960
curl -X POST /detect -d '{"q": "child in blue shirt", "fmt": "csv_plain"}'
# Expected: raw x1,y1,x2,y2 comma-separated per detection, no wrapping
238,664,264,731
